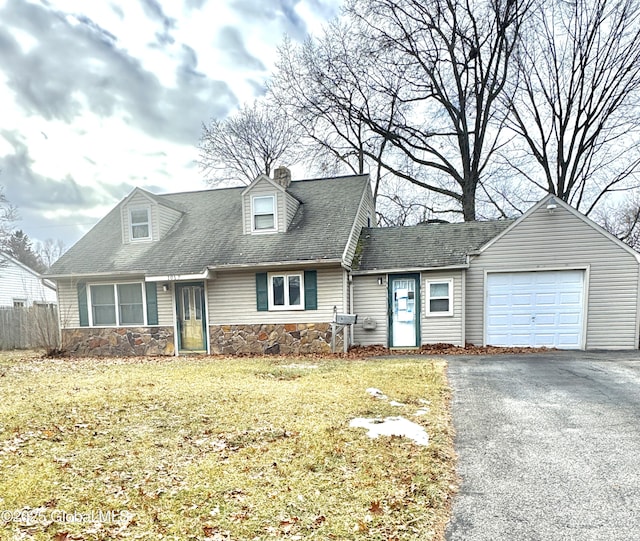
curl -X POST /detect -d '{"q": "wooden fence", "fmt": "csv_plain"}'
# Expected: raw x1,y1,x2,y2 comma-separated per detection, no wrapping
0,306,59,350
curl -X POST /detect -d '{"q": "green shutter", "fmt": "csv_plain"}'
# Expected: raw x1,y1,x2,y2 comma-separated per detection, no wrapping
256,272,268,311
304,270,317,310
145,282,158,325
77,282,89,327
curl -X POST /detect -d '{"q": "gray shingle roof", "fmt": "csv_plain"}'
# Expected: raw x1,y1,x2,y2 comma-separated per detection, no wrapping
354,220,514,271
48,174,370,277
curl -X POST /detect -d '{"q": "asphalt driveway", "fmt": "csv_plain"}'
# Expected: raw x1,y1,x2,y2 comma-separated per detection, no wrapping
444,351,640,541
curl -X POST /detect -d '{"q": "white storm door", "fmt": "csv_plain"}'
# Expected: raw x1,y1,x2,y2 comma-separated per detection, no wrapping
486,270,584,349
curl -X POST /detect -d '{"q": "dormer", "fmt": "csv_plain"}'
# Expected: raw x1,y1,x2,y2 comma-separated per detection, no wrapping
242,167,301,234
120,188,184,244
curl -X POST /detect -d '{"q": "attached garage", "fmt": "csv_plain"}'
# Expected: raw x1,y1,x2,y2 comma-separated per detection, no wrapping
485,270,585,349
466,194,640,350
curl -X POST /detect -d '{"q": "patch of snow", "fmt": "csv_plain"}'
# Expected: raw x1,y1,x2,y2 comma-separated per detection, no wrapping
366,387,388,400
349,416,429,446
389,400,405,407
414,408,430,416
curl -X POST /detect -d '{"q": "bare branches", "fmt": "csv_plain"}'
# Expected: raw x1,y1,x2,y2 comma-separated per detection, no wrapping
345,0,530,220
0,185,18,249
198,101,302,186
505,0,640,215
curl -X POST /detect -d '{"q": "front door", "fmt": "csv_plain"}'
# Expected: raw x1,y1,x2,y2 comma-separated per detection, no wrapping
176,283,206,352
389,274,420,348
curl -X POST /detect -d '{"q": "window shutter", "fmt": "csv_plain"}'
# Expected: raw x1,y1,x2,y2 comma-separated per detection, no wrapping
77,282,89,327
304,270,317,310
256,272,268,311
145,282,158,325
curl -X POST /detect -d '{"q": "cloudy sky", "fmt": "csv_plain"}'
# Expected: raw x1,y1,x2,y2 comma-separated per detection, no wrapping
0,0,342,248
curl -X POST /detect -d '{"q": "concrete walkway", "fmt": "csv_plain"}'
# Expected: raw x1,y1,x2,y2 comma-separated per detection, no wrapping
444,352,640,541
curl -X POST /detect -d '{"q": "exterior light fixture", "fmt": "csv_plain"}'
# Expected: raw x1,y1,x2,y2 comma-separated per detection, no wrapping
546,197,558,213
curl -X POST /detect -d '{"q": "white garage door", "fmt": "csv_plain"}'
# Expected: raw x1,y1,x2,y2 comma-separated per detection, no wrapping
486,270,585,349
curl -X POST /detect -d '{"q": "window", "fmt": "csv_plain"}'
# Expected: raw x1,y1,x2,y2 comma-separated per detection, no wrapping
130,207,151,240
13,299,26,308
117,283,144,325
268,272,304,310
426,279,453,316
252,196,276,231
89,283,144,326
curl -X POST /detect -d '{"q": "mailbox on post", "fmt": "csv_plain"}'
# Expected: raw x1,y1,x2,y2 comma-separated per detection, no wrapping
331,308,358,352
335,313,357,325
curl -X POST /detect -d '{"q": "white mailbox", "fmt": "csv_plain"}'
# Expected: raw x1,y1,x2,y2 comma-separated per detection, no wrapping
335,313,357,325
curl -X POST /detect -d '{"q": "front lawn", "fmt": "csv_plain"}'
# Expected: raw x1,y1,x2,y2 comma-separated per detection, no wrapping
0,353,456,540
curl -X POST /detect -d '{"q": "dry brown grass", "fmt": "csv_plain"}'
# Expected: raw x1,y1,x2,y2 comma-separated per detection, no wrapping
0,353,456,540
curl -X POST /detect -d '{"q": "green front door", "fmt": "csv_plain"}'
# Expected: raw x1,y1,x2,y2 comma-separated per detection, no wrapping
389,274,420,348
176,283,206,352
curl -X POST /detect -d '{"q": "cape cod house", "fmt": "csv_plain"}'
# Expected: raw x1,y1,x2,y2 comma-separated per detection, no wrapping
47,169,374,355
47,169,640,355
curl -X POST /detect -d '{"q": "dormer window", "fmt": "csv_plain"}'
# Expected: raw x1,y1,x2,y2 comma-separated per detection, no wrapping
252,195,276,232
130,207,151,240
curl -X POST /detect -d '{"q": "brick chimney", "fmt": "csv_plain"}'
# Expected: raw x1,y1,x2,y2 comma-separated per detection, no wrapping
273,166,292,188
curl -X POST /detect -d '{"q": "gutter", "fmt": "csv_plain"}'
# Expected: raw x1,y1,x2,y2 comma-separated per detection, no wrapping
45,270,146,280
351,264,469,276
207,258,343,271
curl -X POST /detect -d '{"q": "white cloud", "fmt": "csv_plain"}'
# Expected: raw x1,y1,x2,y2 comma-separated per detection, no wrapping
0,0,342,246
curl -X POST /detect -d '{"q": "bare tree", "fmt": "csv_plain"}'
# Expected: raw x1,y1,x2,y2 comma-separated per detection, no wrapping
0,184,18,249
35,238,66,270
198,101,302,186
504,0,640,215
596,195,640,251
344,0,529,221
269,24,404,204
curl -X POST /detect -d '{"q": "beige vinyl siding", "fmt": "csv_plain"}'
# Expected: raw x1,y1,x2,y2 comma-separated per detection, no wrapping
242,179,286,234
158,205,183,237
343,186,375,268
353,275,388,346
466,204,640,349
56,278,80,328
207,267,345,324
285,191,300,229
422,270,464,346
56,277,173,328
122,193,158,243
156,285,174,326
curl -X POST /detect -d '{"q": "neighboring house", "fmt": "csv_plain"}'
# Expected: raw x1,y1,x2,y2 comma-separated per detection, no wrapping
0,252,57,308
47,171,640,356
352,195,640,350
47,169,374,355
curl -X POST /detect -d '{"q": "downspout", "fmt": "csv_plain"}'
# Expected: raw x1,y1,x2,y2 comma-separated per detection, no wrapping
348,272,354,352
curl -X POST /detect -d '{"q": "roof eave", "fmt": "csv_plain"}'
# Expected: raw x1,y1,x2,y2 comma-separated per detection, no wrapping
351,264,469,275
208,258,343,271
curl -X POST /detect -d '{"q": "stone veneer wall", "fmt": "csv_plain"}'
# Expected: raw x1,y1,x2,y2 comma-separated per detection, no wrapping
62,327,175,356
209,323,342,355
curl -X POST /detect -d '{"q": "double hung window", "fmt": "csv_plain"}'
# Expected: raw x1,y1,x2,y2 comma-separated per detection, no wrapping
90,283,144,326
426,279,453,316
269,273,303,310
252,196,276,231
130,207,151,240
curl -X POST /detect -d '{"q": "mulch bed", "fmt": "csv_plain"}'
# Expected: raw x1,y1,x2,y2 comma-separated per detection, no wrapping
341,343,556,358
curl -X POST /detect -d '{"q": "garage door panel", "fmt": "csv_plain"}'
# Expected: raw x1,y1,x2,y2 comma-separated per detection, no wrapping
560,292,581,304
534,313,556,325
511,314,533,326
488,294,509,307
512,293,533,306
532,334,556,347
534,293,557,305
559,313,581,325
486,271,584,349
